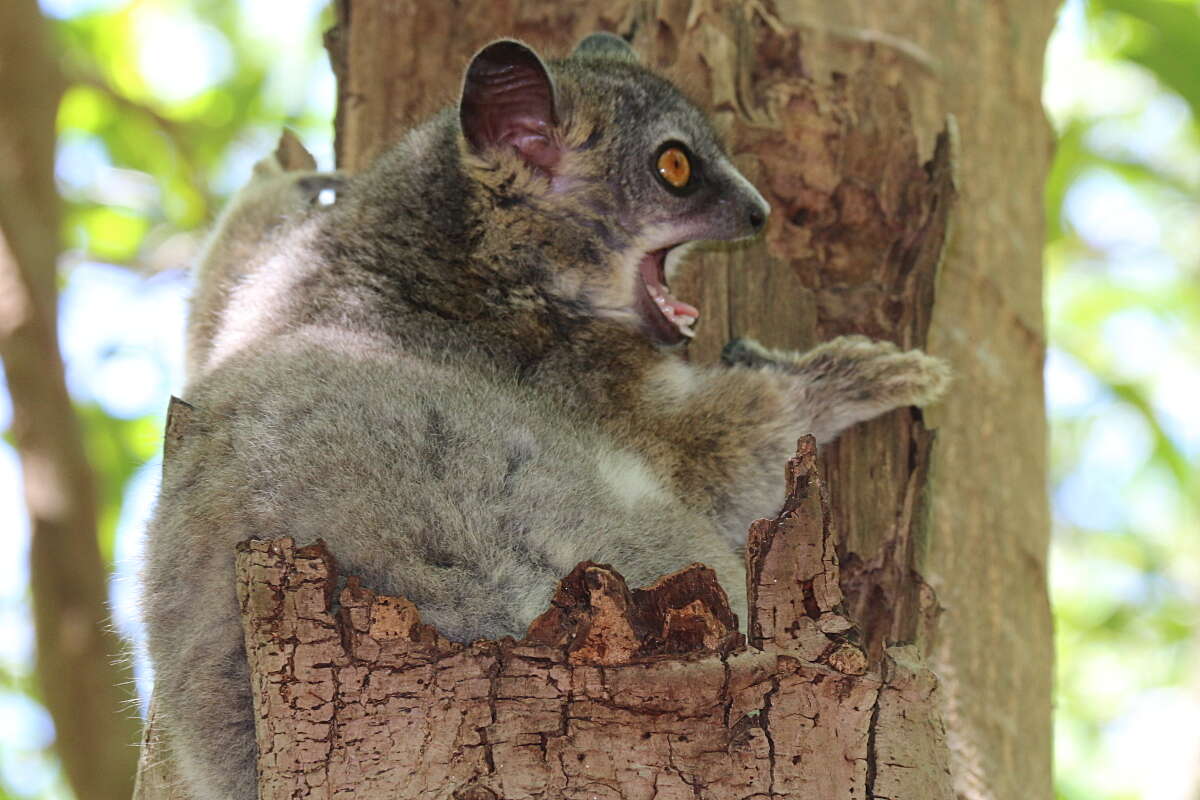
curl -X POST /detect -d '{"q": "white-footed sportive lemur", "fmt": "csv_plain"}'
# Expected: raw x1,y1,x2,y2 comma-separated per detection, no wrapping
141,33,950,800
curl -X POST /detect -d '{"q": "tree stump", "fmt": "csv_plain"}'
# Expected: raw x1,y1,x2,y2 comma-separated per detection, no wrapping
230,437,953,799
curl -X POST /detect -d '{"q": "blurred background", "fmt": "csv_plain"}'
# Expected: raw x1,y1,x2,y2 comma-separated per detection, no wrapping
0,0,1196,798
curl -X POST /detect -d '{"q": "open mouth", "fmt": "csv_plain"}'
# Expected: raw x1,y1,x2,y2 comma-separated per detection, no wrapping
634,248,699,346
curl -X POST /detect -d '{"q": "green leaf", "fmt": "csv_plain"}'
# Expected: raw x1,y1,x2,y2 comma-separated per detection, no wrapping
66,204,150,263
1092,0,1200,122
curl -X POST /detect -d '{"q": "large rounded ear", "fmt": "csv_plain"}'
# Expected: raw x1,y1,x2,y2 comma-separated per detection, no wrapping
460,40,560,172
571,32,638,63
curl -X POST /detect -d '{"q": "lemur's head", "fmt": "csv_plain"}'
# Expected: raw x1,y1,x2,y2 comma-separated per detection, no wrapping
458,34,769,347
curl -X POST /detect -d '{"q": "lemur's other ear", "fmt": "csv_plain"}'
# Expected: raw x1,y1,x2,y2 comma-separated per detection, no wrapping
460,40,560,172
571,32,638,63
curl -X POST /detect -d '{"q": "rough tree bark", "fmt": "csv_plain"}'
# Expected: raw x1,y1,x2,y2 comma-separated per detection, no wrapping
0,2,141,799
136,0,1056,797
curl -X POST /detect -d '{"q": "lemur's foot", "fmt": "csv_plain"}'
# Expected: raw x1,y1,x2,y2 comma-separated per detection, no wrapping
723,335,951,409
860,348,950,408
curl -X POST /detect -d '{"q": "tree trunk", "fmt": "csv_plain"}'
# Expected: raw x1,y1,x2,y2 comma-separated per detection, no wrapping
327,1,1056,796
0,2,141,799
136,0,1055,797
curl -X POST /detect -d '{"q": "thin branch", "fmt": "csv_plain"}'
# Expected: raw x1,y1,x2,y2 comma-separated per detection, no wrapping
0,2,140,799
66,70,216,219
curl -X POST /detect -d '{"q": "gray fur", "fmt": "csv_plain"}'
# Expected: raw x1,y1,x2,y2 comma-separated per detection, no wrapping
142,37,949,800
572,32,639,62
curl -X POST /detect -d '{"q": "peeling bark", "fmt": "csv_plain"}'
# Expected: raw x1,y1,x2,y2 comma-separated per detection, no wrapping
131,698,190,800
131,398,198,800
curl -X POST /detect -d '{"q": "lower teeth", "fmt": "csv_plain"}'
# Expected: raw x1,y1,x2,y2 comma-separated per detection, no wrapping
646,280,696,336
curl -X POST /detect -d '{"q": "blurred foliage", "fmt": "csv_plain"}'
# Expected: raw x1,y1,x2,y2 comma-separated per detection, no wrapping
50,0,334,267
77,403,162,562
0,0,1196,798
0,1,333,797
1045,1,1200,798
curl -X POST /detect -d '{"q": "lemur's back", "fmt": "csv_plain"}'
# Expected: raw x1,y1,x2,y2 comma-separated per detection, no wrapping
147,325,742,646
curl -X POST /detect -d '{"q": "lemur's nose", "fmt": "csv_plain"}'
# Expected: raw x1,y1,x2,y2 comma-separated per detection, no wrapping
748,206,766,233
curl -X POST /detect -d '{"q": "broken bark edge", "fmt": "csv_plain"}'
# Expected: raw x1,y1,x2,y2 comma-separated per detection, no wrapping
223,435,954,799
235,540,744,670
235,434,856,673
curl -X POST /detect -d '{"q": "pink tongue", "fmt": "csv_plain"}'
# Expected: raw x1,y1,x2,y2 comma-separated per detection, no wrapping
669,298,699,320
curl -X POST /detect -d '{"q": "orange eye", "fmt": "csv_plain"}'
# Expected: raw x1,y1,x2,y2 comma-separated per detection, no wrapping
657,146,691,188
